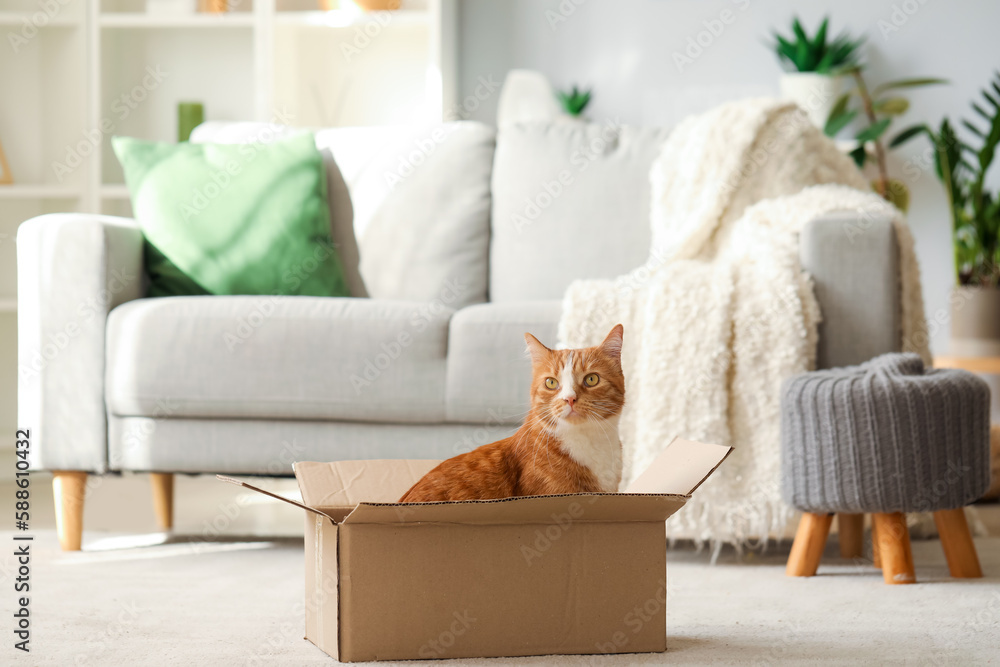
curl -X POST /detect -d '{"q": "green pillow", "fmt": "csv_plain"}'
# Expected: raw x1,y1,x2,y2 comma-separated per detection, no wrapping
112,133,349,298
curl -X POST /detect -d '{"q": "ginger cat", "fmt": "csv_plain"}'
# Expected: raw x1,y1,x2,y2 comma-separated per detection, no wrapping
399,325,625,502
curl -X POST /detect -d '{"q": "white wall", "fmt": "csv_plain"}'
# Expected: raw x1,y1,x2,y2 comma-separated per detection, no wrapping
456,0,1000,354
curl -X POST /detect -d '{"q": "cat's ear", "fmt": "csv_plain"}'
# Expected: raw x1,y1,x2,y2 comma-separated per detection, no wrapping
524,332,551,364
599,324,624,362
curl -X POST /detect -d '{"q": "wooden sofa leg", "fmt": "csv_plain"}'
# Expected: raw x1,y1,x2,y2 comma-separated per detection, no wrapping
838,513,864,558
52,471,87,551
872,512,916,584
150,473,174,530
934,508,982,578
787,512,833,577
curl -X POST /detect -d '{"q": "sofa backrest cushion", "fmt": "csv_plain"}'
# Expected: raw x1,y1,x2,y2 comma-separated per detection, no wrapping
192,121,496,309
328,122,496,309
489,122,671,302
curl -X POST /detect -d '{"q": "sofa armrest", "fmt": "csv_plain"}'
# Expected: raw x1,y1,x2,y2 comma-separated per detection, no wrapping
800,212,901,370
18,214,146,472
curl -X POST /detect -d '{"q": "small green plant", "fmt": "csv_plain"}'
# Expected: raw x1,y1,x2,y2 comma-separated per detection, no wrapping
824,69,946,209
771,17,864,74
893,73,1000,287
556,85,592,117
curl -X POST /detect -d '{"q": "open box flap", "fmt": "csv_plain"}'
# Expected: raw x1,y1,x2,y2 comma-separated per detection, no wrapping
220,438,731,524
293,459,440,509
342,492,689,525
625,437,734,495
216,475,339,521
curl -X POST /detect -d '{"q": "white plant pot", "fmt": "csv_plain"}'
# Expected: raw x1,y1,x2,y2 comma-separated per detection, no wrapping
779,72,845,129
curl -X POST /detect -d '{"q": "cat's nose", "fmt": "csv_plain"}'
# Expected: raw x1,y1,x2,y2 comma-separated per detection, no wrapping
564,396,576,408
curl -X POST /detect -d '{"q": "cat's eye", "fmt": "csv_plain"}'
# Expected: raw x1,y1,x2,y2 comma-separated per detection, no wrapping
544,377,559,390
584,373,600,387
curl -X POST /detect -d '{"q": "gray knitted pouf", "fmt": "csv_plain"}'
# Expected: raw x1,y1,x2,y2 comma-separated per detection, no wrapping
781,353,991,514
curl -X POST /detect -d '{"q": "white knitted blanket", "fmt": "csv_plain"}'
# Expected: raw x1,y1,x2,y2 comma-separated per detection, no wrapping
558,99,931,547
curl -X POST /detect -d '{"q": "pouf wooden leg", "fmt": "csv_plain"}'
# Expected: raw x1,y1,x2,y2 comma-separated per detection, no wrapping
871,518,881,568
872,512,916,584
934,508,983,578
787,513,833,577
838,513,864,558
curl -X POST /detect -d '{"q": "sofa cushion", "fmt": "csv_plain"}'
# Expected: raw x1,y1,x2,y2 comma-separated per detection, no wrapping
108,416,519,474
490,122,670,301
330,123,496,310
192,121,496,309
190,122,367,299
106,296,452,423
113,133,350,299
446,301,562,424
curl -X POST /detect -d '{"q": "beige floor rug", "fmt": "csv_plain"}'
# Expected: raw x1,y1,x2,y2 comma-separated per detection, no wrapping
2,530,998,666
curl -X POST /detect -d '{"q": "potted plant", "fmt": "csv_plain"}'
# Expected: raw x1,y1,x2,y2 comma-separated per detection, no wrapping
771,17,864,128
556,85,592,122
899,73,1000,354
823,70,946,211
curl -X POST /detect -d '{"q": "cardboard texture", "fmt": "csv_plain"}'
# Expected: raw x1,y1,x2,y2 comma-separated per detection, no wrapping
220,437,732,662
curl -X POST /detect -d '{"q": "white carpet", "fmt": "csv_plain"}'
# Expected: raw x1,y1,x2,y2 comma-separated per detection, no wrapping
2,530,998,666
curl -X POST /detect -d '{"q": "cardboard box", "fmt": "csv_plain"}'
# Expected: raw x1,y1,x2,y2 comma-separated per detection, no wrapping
221,437,731,662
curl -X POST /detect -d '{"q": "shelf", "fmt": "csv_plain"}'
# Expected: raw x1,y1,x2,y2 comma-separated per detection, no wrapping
0,185,82,200
275,9,429,28
99,12,255,28
0,11,80,27
101,185,131,200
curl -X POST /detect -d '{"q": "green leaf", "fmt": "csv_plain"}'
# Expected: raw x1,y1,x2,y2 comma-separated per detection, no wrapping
556,85,592,116
827,93,851,121
776,45,797,66
792,17,809,47
815,50,835,74
812,18,829,52
849,146,867,168
963,119,985,138
831,63,863,77
872,77,948,97
772,17,861,73
889,124,929,148
824,110,858,137
972,102,992,121
774,35,799,68
855,117,892,143
795,39,810,72
874,97,909,115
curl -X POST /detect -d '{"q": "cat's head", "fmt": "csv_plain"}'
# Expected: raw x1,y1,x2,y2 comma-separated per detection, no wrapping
524,325,625,426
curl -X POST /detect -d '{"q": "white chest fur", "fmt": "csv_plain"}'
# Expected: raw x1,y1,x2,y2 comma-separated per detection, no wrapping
554,416,622,492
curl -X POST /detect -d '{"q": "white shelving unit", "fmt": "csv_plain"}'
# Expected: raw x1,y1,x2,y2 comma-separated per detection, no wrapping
0,11,81,26
98,12,256,27
0,185,84,199
0,0,457,439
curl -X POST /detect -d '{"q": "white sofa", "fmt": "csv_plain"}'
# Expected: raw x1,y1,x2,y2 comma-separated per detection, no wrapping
18,120,902,549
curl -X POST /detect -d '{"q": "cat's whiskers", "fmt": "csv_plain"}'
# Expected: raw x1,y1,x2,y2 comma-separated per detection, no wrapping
588,413,618,446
